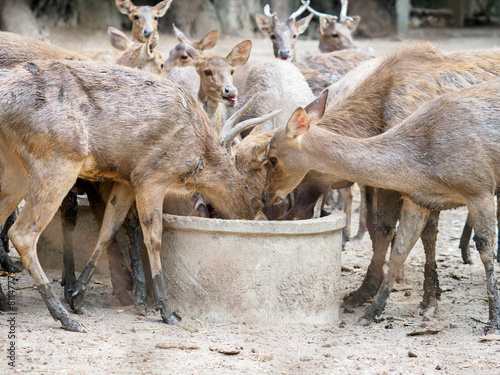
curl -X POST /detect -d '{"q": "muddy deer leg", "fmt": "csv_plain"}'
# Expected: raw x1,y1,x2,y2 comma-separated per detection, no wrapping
8,171,85,332
459,213,473,264
136,185,179,325
358,199,430,326
123,206,148,314
80,181,134,307
415,210,441,317
0,282,7,311
353,184,367,241
69,183,135,315
60,187,78,303
0,210,21,273
496,195,499,263
469,195,500,334
343,188,403,308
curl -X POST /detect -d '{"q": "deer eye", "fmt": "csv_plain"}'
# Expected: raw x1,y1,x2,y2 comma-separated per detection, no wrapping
204,70,212,76
332,33,339,38
269,156,278,168
180,55,189,60
133,15,139,21
292,34,297,39
160,63,165,69
270,34,276,40
230,69,235,75
154,16,158,21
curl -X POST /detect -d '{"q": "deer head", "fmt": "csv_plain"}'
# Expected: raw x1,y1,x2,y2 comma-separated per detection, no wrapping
109,27,165,75
163,24,219,74
115,0,172,43
304,0,361,52
263,91,328,206
255,1,313,62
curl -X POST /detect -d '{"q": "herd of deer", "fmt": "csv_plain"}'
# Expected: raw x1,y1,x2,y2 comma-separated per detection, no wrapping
0,0,498,335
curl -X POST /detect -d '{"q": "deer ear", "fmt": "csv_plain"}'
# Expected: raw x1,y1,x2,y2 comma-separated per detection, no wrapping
116,0,135,15
254,211,269,221
295,13,313,35
185,44,201,60
154,0,172,17
319,16,335,35
108,27,133,51
172,24,188,42
141,31,158,58
286,108,310,139
194,29,218,52
304,90,328,125
312,194,324,219
226,40,252,67
346,16,361,31
255,14,272,35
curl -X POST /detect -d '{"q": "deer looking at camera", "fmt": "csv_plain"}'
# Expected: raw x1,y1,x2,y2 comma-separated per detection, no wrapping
304,0,361,52
115,0,172,43
263,84,500,333
0,59,255,332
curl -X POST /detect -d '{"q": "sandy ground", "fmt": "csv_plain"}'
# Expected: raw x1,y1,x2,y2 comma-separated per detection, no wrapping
1,26,500,374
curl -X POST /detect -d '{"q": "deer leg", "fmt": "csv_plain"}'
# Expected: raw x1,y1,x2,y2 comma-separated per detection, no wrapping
80,181,134,307
69,183,135,315
415,210,441,317
0,281,7,311
459,213,474,264
123,206,148,315
468,195,500,334
342,187,353,241
358,199,430,326
353,184,368,241
7,164,86,332
496,195,499,263
343,188,403,308
0,210,21,274
60,187,78,304
135,185,180,325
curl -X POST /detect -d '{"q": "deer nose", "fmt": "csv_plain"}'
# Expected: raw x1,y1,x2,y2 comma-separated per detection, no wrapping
262,191,274,207
278,49,291,59
142,29,153,38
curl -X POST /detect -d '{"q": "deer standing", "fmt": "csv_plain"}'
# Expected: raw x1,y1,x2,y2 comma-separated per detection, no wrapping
115,0,172,43
263,83,500,333
0,59,254,332
255,43,500,323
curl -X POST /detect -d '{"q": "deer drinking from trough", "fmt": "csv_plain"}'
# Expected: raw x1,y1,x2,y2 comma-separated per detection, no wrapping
0,58,254,332
115,0,172,43
263,83,500,333
255,43,500,324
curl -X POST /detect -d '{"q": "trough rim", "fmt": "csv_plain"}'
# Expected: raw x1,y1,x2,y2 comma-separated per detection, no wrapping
162,212,346,236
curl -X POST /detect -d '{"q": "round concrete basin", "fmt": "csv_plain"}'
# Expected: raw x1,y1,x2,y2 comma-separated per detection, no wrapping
161,212,345,325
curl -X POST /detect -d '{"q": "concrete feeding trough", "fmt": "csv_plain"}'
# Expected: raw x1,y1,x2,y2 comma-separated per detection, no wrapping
161,212,345,325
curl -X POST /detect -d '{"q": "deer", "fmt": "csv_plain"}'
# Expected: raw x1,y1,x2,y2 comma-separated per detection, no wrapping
255,1,313,62
115,0,172,43
0,30,166,312
251,42,500,326
304,0,361,52
0,58,255,332
262,83,500,333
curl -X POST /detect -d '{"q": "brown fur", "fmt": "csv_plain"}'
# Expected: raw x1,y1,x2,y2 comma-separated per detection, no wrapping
0,60,254,331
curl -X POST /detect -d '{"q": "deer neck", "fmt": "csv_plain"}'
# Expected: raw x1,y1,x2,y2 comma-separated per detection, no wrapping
198,92,222,135
301,125,418,194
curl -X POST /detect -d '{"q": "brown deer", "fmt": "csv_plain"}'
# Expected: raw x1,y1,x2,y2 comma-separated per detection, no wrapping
115,0,172,43
262,84,500,333
255,1,313,62
255,43,500,325
0,59,254,332
181,40,252,134
304,0,361,52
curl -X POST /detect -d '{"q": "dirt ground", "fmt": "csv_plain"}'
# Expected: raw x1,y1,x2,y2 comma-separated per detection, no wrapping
1,26,500,374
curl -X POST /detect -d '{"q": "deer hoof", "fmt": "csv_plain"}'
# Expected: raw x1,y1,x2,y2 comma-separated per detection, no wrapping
69,290,87,315
61,317,87,333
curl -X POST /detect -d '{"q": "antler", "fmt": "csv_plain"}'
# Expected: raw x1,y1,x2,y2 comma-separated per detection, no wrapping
220,93,281,156
301,0,338,21
290,0,310,20
263,4,276,18
339,0,354,22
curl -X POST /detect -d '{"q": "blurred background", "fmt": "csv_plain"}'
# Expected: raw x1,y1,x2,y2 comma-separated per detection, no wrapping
1,0,500,40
